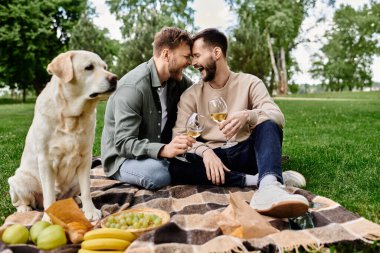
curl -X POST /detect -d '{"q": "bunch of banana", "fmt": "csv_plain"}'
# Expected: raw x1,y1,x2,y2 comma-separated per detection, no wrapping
80,228,136,253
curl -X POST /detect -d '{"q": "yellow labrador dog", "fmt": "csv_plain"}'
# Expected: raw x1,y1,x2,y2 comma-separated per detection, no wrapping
8,50,117,221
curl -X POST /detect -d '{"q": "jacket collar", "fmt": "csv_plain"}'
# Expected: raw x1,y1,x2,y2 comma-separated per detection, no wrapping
148,58,162,88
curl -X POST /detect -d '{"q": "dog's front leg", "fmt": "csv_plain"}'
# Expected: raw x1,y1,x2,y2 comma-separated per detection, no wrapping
78,159,101,221
38,158,56,221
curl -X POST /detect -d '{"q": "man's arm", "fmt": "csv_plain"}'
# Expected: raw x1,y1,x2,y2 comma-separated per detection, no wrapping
247,79,285,128
220,77,285,140
113,85,164,159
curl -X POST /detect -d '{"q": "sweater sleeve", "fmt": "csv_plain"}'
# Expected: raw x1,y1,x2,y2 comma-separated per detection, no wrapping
247,78,285,128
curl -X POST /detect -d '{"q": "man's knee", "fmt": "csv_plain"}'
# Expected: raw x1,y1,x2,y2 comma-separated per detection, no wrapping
118,159,171,190
252,120,283,140
145,167,171,190
257,120,281,132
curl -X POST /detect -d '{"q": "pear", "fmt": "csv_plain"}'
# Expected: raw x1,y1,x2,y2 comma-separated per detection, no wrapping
2,224,29,244
30,221,51,244
36,225,67,250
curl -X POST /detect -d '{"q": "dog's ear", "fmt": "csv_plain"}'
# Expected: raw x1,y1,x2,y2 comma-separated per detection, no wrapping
47,52,74,83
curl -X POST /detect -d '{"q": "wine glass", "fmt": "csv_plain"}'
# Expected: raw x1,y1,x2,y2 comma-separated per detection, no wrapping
208,97,238,149
175,113,205,162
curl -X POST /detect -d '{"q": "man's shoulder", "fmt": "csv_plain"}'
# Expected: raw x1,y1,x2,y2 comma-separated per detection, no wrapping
233,71,261,83
118,62,151,88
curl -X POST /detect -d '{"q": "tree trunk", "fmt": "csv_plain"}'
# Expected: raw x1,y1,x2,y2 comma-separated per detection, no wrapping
265,27,279,92
278,47,288,95
22,88,26,102
269,70,275,96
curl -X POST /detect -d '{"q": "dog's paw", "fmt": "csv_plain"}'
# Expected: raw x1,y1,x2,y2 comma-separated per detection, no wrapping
41,213,52,223
17,205,32,213
84,208,102,221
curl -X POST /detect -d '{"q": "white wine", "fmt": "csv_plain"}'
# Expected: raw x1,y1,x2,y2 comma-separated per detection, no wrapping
210,113,227,123
187,130,202,138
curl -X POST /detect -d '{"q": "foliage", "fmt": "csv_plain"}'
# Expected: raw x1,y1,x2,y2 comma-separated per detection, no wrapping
0,0,86,99
288,84,299,94
68,4,120,72
228,14,271,84
106,0,195,76
228,0,314,95
311,3,380,91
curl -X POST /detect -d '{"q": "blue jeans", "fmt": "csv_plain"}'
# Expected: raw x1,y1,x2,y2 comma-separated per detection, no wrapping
113,158,171,190
169,120,284,187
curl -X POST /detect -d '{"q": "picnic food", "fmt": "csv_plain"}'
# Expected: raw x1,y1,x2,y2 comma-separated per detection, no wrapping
30,220,51,244
2,224,29,244
36,225,67,250
80,228,136,252
81,238,131,251
100,208,170,236
84,228,136,241
104,211,163,229
45,198,93,243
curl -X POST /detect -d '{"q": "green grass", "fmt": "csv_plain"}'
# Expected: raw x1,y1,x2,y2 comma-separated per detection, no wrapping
277,92,380,224
0,92,379,229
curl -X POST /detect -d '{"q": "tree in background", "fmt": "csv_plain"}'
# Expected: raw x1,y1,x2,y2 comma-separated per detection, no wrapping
311,3,380,91
69,4,120,72
228,0,312,95
106,0,195,77
0,0,86,101
229,15,272,92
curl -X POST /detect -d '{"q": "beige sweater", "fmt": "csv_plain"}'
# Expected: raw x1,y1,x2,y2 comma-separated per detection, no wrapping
173,71,285,156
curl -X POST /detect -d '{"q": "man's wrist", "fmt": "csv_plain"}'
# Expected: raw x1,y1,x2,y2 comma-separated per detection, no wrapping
158,145,167,158
202,148,212,157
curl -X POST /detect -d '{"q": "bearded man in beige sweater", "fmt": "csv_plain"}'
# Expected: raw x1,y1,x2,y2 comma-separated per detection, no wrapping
169,28,309,218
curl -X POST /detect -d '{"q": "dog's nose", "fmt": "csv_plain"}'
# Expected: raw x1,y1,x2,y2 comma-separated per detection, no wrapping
108,75,118,87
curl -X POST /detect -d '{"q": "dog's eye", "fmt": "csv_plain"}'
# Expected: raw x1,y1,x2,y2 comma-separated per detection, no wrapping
85,64,94,71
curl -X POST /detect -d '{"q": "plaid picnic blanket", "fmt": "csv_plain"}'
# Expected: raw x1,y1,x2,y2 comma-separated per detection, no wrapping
1,165,380,253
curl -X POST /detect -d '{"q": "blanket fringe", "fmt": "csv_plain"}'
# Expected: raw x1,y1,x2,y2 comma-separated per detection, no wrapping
279,242,323,253
208,245,251,253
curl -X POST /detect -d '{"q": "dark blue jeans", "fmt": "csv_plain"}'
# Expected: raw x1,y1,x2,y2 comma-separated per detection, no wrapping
169,120,284,187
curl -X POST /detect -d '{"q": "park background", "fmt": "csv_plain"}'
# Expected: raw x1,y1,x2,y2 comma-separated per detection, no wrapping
0,1,379,250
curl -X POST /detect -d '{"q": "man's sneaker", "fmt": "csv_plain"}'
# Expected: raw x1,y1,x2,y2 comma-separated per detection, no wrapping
283,170,306,188
250,182,309,218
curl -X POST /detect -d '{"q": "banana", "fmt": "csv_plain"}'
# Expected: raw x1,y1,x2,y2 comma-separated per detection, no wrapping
78,249,124,253
84,228,136,242
81,238,130,251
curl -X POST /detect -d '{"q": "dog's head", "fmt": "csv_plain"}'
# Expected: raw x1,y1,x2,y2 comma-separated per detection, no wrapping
47,50,117,100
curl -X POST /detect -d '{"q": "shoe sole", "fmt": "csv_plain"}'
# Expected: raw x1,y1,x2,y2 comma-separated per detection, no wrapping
256,200,309,218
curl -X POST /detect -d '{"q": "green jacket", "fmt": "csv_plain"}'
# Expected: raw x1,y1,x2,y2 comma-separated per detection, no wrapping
101,58,193,177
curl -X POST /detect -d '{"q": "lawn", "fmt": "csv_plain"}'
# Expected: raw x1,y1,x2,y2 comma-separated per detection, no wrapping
0,91,379,227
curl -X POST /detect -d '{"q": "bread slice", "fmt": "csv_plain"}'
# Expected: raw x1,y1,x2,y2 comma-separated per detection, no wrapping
45,198,93,243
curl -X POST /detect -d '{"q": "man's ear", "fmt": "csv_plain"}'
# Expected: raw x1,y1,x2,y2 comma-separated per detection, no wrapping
213,47,222,60
161,48,170,62
47,52,74,83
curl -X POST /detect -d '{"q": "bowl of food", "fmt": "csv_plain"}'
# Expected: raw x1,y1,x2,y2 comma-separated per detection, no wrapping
101,208,170,236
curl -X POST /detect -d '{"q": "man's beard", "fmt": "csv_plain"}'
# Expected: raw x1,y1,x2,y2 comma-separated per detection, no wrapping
168,58,183,81
202,58,217,82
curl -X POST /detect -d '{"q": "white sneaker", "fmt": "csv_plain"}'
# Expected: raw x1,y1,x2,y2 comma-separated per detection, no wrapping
283,170,306,188
250,182,309,218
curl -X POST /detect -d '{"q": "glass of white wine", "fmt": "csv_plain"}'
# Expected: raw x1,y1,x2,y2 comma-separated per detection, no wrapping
208,97,238,149
175,113,205,162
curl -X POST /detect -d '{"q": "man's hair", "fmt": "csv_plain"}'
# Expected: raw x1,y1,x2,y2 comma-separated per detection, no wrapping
192,28,228,57
153,27,192,56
